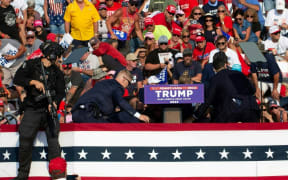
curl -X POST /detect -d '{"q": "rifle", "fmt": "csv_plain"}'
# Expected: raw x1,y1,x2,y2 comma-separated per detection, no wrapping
40,61,58,137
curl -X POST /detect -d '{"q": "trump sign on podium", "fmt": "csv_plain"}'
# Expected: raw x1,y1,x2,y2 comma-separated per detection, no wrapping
144,84,204,104
1,123,288,180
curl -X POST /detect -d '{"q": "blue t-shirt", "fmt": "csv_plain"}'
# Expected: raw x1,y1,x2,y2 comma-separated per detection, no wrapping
250,53,282,83
203,1,225,15
233,19,258,42
237,0,265,26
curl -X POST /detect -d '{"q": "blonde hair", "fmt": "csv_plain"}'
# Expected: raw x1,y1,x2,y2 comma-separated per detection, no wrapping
245,8,259,23
217,5,231,16
189,7,204,19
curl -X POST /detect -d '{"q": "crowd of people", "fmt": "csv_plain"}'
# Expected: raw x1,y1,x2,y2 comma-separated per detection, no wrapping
0,0,288,179
1,0,288,124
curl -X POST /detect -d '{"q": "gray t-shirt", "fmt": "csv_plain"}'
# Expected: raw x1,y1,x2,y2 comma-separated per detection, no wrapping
25,39,43,57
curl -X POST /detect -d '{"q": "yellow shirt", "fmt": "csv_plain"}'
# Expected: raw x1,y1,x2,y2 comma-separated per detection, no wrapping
64,0,100,41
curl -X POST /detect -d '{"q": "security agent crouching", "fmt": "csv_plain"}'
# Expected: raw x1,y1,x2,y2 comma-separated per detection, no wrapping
193,52,260,123
72,69,150,123
12,42,65,180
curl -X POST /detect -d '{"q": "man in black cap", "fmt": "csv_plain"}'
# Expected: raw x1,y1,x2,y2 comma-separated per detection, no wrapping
145,35,177,79
13,42,65,179
173,48,202,84
193,52,260,123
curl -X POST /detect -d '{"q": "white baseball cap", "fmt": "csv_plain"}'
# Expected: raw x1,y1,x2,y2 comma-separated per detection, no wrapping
276,0,285,10
269,25,281,34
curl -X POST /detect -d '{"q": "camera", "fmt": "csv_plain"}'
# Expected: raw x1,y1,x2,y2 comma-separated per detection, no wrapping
190,20,197,24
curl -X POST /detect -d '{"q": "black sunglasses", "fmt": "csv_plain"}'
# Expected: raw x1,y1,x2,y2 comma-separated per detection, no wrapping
236,18,243,21
270,106,278,110
176,14,184,18
145,37,153,40
217,42,226,46
123,77,131,85
168,12,175,16
173,34,180,37
205,19,213,22
246,15,254,18
129,3,137,6
182,35,190,38
217,10,225,13
159,43,168,45
194,13,202,15
26,36,35,39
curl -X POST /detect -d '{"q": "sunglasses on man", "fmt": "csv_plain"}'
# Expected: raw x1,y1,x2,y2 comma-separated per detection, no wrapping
62,64,72,70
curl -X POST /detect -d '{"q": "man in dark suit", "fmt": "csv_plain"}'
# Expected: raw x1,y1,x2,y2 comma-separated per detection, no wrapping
72,69,150,123
193,52,260,123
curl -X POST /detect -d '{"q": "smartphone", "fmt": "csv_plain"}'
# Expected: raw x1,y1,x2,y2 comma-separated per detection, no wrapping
66,175,78,180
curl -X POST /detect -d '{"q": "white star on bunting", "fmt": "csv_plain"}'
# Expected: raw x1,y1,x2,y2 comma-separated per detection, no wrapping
101,149,111,159
195,149,206,160
265,148,274,159
172,149,182,160
3,149,11,160
219,149,230,160
78,149,88,159
242,148,253,159
125,149,135,160
61,150,66,159
148,149,158,160
39,149,47,159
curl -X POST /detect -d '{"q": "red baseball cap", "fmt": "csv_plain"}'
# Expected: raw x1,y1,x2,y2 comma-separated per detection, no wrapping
172,27,182,36
166,5,176,14
195,35,205,42
46,33,57,42
49,157,67,176
144,17,154,26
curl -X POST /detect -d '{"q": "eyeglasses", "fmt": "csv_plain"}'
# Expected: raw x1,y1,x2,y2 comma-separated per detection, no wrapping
123,76,131,85
26,36,35,39
159,43,168,45
62,64,72,70
193,13,202,16
236,18,243,21
246,15,254,18
182,35,190,38
270,106,278,110
145,37,154,40
217,42,226,46
173,34,180,37
217,10,225,13
129,3,137,6
272,31,280,35
205,19,213,22
176,14,184,18
168,12,175,16
196,41,204,44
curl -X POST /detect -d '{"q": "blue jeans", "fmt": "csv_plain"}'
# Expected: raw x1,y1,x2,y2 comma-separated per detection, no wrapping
50,24,65,35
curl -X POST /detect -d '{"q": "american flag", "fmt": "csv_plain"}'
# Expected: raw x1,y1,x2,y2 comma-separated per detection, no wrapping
48,0,64,16
0,123,288,180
